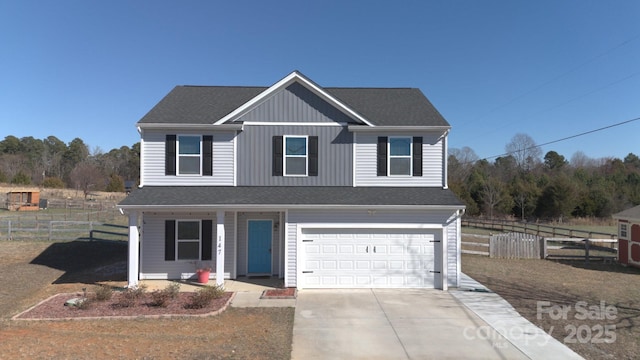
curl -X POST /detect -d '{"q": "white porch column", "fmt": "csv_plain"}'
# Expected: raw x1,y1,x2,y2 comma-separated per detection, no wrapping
127,211,140,288
215,210,226,287
441,227,448,291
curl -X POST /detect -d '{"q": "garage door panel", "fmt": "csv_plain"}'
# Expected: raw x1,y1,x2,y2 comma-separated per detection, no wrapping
302,228,438,289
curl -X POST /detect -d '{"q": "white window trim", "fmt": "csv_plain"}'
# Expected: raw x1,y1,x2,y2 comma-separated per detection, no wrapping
176,219,201,261
619,223,628,239
388,136,412,176
284,135,308,177
177,135,202,176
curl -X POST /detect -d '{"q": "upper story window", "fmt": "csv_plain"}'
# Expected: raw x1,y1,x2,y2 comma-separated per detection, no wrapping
285,136,308,176
165,135,213,176
388,137,412,176
272,135,318,177
178,135,201,175
377,136,423,177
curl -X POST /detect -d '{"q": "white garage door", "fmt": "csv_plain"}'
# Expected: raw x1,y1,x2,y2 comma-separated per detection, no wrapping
301,228,438,288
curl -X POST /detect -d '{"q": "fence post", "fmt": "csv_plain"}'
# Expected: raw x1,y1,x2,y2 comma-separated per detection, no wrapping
540,237,547,259
585,239,590,265
8,220,11,241
48,221,52,241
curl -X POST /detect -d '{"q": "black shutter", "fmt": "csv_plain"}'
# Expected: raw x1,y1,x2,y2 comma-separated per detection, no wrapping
165,135,176,176
308,136,318,176
272,136,283,176
377,136,388,176
203,135,213,176
201,220,213,261
413,136,423,177
164,220,176,261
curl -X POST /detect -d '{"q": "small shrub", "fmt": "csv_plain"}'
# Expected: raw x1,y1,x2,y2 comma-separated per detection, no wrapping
185,284,225,309
165,282,181,299
95,285,113,301
114,284,147,308
149,284,180,308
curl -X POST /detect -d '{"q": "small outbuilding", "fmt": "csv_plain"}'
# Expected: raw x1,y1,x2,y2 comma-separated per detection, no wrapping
612,205,640,269
5,188,40,211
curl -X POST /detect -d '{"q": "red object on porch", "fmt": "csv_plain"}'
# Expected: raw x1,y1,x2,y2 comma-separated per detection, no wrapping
197,270,210,284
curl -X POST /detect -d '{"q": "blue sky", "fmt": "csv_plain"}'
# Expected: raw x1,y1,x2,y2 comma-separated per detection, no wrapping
1,1,639,161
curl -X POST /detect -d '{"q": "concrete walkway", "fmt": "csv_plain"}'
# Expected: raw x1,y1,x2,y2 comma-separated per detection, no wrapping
452,273,583,360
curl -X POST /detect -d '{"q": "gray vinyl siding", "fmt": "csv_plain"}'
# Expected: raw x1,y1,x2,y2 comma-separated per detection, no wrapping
355,132,445,187
239,82,357,124
236,212,282,276
285,208,460,287
139,212,235,280
141,129,235,186
236,125,353,186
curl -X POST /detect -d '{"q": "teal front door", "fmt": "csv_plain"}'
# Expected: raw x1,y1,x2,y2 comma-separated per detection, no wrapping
248,220,272,274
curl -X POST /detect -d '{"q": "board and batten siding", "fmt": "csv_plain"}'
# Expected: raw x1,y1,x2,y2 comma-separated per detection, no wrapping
236,125,353,186
141,130,235,186
239,82,358,124
355,132,445,187
140,212,235,280
285,208,460,287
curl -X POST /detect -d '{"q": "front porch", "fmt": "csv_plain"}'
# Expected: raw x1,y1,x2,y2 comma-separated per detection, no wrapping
139,276,284,292
125,210,285,288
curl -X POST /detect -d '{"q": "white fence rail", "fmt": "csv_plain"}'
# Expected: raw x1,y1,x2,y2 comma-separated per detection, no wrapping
0,220,127,242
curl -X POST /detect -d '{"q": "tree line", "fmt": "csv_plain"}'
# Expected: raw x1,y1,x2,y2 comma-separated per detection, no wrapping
2,132,639,219
0,135,139,198
449,133,640,221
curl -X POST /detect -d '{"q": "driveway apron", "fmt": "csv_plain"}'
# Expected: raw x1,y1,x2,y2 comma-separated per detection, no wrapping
292,288,530,360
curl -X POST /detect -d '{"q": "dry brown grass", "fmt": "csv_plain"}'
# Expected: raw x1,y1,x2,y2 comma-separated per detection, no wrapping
0,185,126,202
0,240,294,359
463,254,640,360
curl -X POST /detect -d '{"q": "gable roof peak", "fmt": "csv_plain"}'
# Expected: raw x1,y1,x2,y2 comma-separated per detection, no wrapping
213,70,374,126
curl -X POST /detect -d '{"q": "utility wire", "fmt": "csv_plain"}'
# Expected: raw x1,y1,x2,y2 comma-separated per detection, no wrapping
475,33,640,121
476,116,640,162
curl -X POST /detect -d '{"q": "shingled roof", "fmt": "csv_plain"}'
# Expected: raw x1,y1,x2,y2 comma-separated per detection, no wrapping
138,80,449,127
119,186,464,208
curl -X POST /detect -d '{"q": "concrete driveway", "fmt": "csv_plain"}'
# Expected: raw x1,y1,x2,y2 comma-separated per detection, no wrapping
291,288,527,359
292,286,584,360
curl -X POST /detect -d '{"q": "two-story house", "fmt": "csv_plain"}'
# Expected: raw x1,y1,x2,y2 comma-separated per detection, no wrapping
118,71,465,290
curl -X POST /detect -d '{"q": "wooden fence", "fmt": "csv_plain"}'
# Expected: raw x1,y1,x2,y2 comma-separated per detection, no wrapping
490,232,543,259
462,232,618,263
462,218,617,240
0,220,127,242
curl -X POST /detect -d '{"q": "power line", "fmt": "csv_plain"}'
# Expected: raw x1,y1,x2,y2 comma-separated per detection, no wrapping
475,33,640,122
476,116,640,162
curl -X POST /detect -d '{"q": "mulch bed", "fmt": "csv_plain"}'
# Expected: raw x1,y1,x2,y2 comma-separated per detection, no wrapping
261,287,297,299
13,291,234,320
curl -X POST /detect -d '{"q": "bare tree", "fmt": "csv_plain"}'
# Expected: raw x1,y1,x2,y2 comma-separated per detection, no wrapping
70,161,104,199
505,133,541,171
449,146,479,184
